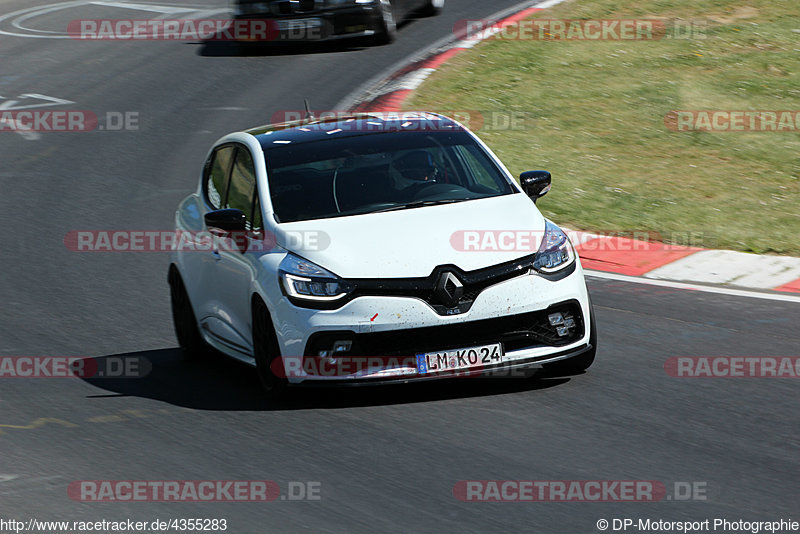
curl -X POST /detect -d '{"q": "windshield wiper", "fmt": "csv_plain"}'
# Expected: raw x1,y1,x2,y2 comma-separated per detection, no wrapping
373,199,468,213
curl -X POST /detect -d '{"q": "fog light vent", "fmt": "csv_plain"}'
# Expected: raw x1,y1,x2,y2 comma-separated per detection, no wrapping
550,311,576,337
319,340,353,359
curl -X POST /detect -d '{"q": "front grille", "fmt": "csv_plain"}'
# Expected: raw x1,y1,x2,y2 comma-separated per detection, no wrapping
349,254,538,316
305,300,585,358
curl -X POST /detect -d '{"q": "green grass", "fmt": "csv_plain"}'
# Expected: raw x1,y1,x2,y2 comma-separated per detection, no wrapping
406,0,800,254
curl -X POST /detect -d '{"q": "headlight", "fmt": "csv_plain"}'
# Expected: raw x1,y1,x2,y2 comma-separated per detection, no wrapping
279,253,353,304
533,221,576,274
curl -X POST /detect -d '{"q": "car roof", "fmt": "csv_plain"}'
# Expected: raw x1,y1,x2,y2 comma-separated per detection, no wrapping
246,112,465,151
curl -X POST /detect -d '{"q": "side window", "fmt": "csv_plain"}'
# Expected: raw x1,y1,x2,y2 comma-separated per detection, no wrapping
225,147,257,230
252,195,263,234
206,146,235,209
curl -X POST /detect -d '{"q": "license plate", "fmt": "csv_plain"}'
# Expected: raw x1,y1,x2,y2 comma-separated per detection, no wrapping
416,343,504,375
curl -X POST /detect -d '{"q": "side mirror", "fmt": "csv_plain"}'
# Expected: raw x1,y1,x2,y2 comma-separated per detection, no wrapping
520,171,552,203
204,209,247,233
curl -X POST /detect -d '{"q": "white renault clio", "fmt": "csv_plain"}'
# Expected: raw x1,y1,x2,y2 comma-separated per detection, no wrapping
169,113,596,395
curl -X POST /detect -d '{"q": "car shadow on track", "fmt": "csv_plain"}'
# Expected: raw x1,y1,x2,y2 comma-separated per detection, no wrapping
196,18,418,57
80,348,572,411
197,39,368,57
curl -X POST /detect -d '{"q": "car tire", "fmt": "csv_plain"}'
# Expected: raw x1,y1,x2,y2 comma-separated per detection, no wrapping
252,298,287,398
373,0,397,45
168,265,210,360
421,0,444,16
541,299,597,376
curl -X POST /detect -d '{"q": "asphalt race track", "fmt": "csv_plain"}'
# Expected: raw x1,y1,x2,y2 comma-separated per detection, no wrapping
0,0,798,531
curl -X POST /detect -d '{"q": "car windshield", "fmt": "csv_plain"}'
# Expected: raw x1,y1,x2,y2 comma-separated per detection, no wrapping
264,130,516,223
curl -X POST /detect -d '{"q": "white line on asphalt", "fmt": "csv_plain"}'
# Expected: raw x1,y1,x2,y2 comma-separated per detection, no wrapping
0,0,228,38
0,0,89,38
0,94,74,112
585,270,800,303
89,1,198,14
0,94,75,141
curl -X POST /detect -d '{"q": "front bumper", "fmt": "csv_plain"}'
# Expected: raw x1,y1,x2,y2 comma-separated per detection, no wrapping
234,3,383,41
272,261,593,384
290,343,596,387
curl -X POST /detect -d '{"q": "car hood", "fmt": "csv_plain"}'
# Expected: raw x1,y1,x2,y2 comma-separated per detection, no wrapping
273,193,546,278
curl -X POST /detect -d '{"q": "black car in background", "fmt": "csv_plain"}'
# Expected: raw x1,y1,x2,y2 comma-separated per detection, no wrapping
234,0,445,44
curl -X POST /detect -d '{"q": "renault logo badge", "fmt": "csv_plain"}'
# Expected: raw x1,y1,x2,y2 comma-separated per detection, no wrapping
435,272,464,308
